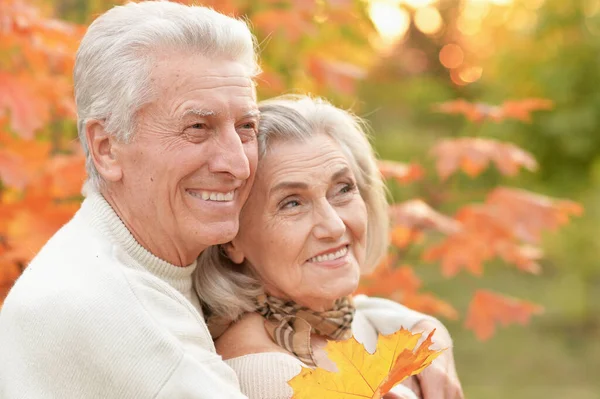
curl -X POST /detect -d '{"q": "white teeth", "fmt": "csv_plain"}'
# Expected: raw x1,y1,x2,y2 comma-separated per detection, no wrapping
189,190,235,202
308,246,348,263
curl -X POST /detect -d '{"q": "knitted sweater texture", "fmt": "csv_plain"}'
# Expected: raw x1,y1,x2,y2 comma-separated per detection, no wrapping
0,191,246,399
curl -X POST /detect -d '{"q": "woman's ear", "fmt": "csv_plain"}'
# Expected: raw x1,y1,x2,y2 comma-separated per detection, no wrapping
223,241,245,264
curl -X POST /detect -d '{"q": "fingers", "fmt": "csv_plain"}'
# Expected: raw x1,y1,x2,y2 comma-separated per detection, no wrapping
418,363,464,399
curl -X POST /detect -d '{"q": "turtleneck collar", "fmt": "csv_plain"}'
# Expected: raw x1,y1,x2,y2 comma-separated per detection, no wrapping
80,190,197,295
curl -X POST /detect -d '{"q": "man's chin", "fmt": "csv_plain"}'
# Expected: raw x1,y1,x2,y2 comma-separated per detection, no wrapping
195,220,240,247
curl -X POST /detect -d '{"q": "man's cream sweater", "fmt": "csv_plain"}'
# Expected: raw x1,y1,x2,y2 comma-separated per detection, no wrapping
0,191,246,398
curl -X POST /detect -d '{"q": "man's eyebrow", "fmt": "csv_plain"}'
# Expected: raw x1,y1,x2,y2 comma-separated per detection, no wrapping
181,108,218,118
242,109,260,119
180,109,260,119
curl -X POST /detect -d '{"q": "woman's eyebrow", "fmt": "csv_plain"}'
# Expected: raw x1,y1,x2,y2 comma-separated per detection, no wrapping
269,181,308,196
269,166,351,196
330,166,351,181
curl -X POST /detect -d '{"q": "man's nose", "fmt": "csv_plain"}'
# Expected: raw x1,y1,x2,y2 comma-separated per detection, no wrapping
312,200,346,240
209,125,252,180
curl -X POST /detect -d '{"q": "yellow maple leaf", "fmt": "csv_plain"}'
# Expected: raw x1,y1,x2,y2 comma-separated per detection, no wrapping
288,328,443,399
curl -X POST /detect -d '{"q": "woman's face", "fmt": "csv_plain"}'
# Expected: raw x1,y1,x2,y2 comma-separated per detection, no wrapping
228,133,368,311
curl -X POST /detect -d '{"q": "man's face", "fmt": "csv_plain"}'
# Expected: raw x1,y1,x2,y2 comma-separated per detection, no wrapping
112,53,258,264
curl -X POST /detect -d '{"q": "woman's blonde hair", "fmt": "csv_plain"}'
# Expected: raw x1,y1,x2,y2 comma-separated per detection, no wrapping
195,95,389,320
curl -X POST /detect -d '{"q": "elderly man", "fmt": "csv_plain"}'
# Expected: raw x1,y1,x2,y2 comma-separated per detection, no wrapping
0,2,258,397
0,2,462,398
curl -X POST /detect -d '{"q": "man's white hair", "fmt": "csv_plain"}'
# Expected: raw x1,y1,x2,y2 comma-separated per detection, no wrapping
74,1,260,189
195,95,390,322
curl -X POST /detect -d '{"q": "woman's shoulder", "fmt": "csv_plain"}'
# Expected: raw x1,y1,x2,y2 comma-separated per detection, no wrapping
215,312,290,360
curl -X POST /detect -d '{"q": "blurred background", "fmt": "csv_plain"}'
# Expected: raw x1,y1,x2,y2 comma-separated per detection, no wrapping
1,0,599,397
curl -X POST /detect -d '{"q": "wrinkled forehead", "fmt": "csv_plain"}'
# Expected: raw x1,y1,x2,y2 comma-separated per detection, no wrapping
256,135,354,188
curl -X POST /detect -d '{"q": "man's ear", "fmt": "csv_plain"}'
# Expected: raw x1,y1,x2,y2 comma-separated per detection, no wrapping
223,241,245,264
86,119,123,182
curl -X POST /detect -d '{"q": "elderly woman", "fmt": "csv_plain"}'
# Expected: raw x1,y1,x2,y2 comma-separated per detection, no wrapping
196,95,463,399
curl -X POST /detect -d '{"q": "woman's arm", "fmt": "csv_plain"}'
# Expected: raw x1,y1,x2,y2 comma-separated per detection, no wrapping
225,352,303,399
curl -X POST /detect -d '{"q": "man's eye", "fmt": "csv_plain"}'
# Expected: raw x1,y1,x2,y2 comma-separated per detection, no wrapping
239,122,257,130
190,123,207,129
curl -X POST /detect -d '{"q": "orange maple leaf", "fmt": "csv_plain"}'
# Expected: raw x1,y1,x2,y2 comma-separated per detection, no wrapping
358,261,421,297
288,328,442,399
378,161,424,185
402,292,459,321
430,138,538,180
390,199,460,235
307,56,366,95
486,187,583,243
0,73,51,139
433,98,553,124
358,261,458,320
465,290,544,341
253,9,315,42
422,204,547,276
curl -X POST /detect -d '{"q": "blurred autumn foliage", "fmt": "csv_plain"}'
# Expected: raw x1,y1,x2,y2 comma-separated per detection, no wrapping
0,0,584,346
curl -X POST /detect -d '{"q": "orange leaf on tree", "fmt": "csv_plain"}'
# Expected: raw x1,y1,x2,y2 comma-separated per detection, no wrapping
390,199,460,235
5,189,79,263
46,154,86,198
390,226,422,249
486,187,583,243
358,261,421,297
433,98,553,124
0,134,51,189
288,328,442,399
307,56,366,95
465,290,543,341
358,262,458,320
0,73,51,139
253,9,314,42
403,292,459,321
0,259,21,307
430,138,538,180
378,160,424,184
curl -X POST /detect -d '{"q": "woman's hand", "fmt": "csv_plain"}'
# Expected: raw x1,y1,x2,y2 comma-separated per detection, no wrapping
412,319,464,399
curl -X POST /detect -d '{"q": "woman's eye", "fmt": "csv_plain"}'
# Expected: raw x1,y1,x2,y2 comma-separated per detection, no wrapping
339,182,356,194
281,199,300,209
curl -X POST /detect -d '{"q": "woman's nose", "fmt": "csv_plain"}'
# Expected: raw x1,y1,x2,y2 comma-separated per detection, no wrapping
312,200,346,240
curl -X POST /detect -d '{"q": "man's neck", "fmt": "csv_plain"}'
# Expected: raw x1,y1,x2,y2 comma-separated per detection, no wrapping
100,189,203,267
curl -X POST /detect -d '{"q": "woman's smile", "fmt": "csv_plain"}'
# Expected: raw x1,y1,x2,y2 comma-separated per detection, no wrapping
306,244,350,268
